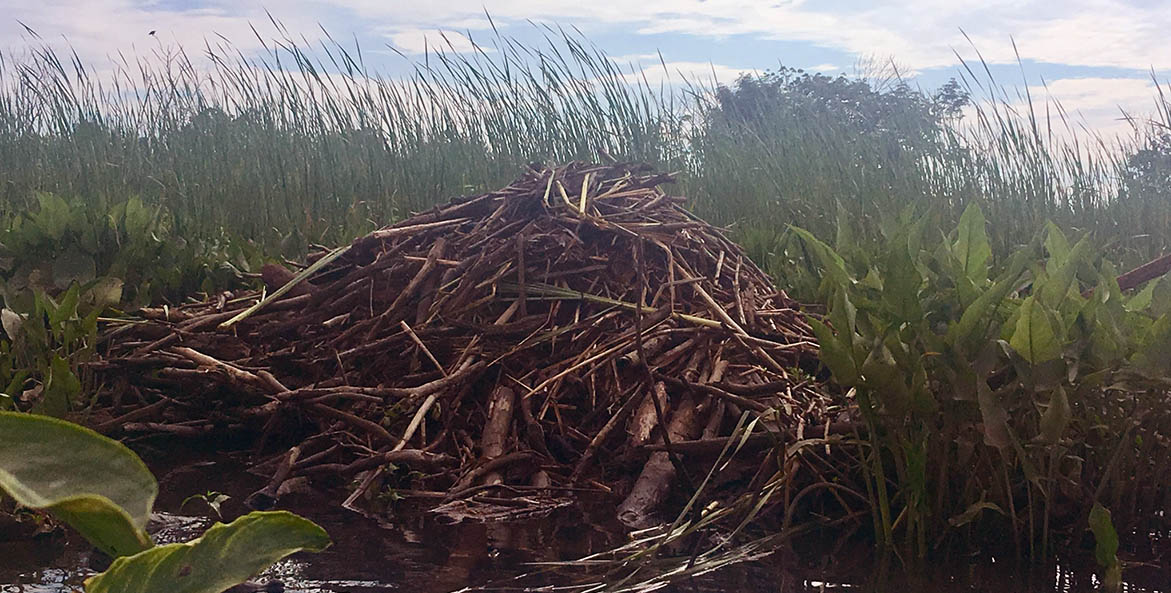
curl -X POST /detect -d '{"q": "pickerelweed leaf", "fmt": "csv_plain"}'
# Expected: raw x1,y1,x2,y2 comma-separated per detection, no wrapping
1010,297,1062,365
1089,503,1122,592
1038,386,1072,444
975,379,1011,450
808,317,860,386
954,202,991,284
0,411,155,557
85,511,331,593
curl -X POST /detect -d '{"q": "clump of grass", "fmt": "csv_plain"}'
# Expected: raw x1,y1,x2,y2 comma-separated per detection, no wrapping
0,23,673,251
2,22,1169,266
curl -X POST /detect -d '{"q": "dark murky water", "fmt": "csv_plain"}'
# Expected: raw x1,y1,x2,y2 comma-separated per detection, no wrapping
2,453,1168,592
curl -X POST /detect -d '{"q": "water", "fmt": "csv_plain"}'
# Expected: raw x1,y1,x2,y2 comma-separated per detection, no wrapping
2,454,1167,592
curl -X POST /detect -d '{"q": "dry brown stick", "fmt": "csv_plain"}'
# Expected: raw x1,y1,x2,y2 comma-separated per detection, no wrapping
276,360,484,402
309,403,393,443
342,357,475,511
447,451,540,498
94,399,169,434
480,385,517,486
629,381,670,447
122,422,214,437
356,217,469,247
655,373,770,413
335,449,458,476
616,393,708,529
245,446,300,510
642,422,859,454
674,260,786,374
390,238,447,315
400,320,446,378
172,346,273,393
1117,252,1171,291
569,381,651,483
130,310,237,356
516,231,528,317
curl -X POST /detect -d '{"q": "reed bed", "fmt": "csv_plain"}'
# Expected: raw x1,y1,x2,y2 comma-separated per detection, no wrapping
1,24,1168,265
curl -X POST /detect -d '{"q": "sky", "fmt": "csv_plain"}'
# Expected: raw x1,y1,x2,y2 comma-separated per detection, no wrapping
2,0,1169,140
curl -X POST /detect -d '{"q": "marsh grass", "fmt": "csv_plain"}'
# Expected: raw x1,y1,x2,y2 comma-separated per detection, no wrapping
0,23,673,250
2,23,1167,267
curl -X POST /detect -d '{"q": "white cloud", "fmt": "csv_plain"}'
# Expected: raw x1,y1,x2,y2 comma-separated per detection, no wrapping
385,29,490,54
324,0,1171,73
0,1,305,60
611,53,662,63
1023,77,1160,139
806,63,839,73
624,60,753,87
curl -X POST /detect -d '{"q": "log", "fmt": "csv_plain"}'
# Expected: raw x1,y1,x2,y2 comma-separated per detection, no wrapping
245,446,300,510
480,385,517,486
629,381,670,446
616,393,707,528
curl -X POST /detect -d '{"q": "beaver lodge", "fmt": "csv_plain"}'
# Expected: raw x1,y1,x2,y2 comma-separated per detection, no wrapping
89,162,838,530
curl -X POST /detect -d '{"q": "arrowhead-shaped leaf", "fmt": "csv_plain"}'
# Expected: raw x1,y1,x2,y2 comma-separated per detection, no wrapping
1089,503,1122,591
1038,386,1072,444
975,379,1012,449
808,317,860,386
86,511,331,593
1010,297,1061,365
0,411,155,557
954,202,991,283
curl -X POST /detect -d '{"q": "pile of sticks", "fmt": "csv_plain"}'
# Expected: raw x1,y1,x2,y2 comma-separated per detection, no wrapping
90,162,829,527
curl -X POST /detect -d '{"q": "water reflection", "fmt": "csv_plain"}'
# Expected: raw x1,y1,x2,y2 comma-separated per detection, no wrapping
1,456,1166,593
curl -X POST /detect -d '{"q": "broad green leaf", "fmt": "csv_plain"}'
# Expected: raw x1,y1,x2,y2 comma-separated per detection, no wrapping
1037,235,1092,308
1130,314,1171,376
1089,503,1122,592
1126,277,1157,311
975,379,1011,450
34,192,71,242
789,226,850,291
86,511,331,593
808,317,860,386
950,245,1032,354
0,411,155,557
954,202,991,283
881,241,922,322
1038,386,1072,444
32,355,81,417
1010,297,1061,364
861,344,910,414
1043,221,1070,266
91,277,124,309
828,288,858,337
49,282,81,329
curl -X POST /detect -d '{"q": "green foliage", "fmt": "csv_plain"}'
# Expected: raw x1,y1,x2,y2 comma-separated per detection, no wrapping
792,205,1171,557
1089,503,1122,592
0,411,329,591
0,193,266,412
0,411,155,557
0,193,250,308
86,511,330,593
